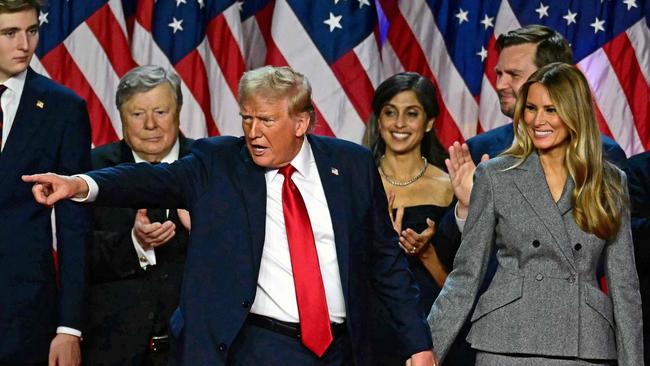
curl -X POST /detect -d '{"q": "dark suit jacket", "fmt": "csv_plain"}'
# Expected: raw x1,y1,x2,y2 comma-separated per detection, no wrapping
82,137,193,365
466,122,627,167
0,68,91,362
86,134,433,366
624,150,650,365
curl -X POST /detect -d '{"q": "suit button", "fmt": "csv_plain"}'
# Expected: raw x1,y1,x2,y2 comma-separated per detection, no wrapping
218,343,228,352
535,273,543,281
241,300,251,308
532,240,540,248
574,243,582,251
147,312,155,320
567,274,577,284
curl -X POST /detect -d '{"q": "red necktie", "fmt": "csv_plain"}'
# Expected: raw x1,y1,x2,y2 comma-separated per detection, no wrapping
0,85,7,153
278,164,332,357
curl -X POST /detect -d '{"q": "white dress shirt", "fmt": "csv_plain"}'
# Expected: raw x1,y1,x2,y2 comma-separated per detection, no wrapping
250,138,346,323
130,140,181,267
2,71,81,338
80,138,347,323
0,70,27,151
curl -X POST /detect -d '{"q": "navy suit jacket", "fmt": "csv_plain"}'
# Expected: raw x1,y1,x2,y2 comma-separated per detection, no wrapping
466,123,627,167
624,151,650,364
0,69,91,362
87,134,433,365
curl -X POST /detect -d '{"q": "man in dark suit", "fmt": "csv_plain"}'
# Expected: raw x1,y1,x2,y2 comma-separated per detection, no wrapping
0,1,91,365
82,66,193,366
624,151,650,364
24,66,435,366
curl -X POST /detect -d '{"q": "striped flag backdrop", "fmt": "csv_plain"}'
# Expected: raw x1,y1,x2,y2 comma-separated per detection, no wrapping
32,0,649,156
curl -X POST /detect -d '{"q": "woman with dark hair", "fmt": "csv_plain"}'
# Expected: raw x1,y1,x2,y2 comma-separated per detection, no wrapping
428,63,642,365
365,72,458,365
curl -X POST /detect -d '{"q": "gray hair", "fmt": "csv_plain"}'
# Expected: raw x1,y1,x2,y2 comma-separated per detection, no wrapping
116,65,182,111
238,66,315,130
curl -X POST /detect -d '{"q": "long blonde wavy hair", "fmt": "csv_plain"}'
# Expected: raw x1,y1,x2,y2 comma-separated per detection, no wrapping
504,62,626,240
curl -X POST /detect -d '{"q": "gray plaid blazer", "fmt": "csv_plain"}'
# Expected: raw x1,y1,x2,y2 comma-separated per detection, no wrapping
427,152,643,365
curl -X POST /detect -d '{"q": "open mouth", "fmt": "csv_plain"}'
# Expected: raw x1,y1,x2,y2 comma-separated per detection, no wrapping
390,132,411,140
533,129,553,137
251,144,267,155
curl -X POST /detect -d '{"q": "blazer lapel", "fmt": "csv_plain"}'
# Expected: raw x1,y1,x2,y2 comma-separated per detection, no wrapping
234,143,267,268
308,135,350,301
512,153,576,269
556,177,574,216
0,69,47,184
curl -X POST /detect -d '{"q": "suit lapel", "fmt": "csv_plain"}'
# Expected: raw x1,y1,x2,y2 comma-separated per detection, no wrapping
178,135,193,157
0,69,47,184
308,135,350,301
234,142,267,267
118,140,135,163
512,153,576,269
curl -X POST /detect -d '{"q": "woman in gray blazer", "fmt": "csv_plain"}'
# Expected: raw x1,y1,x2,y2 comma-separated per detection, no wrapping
427,63,643,365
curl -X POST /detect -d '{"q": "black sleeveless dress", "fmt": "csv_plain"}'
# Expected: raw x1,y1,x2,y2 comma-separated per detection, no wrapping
369,204,458,365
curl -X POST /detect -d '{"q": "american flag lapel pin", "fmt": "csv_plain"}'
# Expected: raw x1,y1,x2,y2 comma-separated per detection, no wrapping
36,100,44,109
331,167,339,176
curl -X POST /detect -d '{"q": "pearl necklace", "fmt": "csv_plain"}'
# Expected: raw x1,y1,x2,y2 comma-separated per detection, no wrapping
378,156,428,187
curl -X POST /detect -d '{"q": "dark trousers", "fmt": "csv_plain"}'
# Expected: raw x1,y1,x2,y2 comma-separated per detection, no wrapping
228,322,353,366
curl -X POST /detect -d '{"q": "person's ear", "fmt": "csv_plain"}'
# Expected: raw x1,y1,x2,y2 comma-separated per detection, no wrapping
294,112,310,137
425,117,435,132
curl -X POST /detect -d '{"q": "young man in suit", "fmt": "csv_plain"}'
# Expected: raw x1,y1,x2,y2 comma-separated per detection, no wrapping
23,66,435,366
624,151,650,364
0,0,91,365
82,66,192,366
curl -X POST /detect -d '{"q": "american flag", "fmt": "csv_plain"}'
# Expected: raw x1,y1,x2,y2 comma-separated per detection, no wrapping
32,0,649,157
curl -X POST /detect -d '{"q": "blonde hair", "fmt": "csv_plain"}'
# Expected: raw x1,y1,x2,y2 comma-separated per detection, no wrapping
238,66,315,131
504,62,626,239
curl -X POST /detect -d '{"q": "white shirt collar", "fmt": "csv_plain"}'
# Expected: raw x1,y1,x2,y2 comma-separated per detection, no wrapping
265,137,313,183
3,69,27,96
132,138,180,164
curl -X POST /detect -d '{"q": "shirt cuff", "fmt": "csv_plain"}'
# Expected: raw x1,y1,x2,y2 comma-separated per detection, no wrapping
71,174,99,202
454,202,466,234
57,326,82,338
132,228,157,268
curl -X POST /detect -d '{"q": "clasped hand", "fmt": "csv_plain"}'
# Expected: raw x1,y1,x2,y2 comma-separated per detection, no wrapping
387,191,436,256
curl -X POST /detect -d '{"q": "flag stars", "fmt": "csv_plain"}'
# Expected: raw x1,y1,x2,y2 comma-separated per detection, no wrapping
357,0,370,8
590,17,605,33
324,12,343,32
477,46,488,62
455,8,469,24
197,0,205,9
535,2,549,19
236,1,243,12
563,9,577,25
480,14,494,29
38,11,48,26
623,0,638,10
168,17,184,34
176,0,186,6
